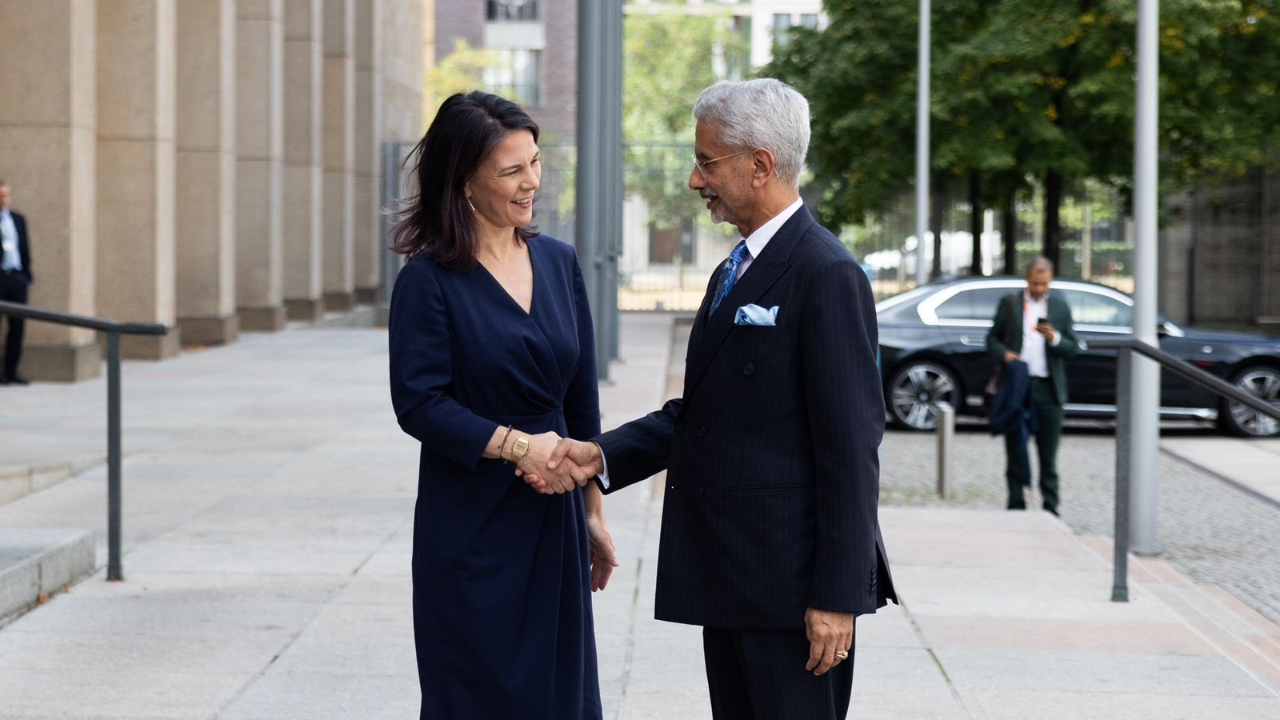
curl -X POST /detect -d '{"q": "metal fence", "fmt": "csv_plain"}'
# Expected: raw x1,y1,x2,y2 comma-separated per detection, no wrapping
850,182,1137,301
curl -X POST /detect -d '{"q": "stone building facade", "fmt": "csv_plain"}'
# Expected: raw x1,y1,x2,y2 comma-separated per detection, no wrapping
0,0,424,381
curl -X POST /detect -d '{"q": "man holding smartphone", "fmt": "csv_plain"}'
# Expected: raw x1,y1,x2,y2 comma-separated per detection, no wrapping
986,257,1079,514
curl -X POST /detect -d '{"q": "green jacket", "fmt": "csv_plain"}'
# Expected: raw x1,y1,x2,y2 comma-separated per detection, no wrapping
986,291,1080,405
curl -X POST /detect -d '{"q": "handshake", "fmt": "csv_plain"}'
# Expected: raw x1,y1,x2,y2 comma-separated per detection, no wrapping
515,433,605,495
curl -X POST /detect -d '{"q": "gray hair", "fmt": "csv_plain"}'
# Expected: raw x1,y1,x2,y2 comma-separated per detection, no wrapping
1025,256,1055,277
693,79,810,188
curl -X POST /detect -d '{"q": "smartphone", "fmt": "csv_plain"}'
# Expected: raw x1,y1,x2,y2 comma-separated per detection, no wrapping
1036,317,1049,325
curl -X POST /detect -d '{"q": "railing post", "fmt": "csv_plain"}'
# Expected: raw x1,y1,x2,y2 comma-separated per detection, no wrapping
106,331,123,581
1112,348,1131,602
936,402,954,500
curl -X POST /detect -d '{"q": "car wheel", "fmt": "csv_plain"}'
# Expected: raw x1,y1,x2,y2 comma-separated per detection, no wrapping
1220,365,1280,438
888,361,959,431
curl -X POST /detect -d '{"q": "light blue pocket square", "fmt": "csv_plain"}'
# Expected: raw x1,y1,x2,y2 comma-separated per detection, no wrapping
734,304,779,326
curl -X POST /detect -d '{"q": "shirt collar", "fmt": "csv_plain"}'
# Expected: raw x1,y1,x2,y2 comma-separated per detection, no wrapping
742,197,803,261
1024,288,1050,305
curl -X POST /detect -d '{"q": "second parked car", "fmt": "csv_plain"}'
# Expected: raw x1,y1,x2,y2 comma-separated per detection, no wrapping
877,277,1280,437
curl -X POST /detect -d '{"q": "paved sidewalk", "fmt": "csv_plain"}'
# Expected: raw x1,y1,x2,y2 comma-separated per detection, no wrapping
1159,436,1280,506
0,314,1278,719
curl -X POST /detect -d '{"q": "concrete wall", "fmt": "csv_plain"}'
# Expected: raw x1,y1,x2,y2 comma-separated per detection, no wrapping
0,0,424,381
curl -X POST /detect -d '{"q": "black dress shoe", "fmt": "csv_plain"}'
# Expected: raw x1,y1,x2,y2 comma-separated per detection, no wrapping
1044,506,1060,517
6,374,28,385
0,374,9,385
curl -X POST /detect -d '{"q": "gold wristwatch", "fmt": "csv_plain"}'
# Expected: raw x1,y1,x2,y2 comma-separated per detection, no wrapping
510,434,532,465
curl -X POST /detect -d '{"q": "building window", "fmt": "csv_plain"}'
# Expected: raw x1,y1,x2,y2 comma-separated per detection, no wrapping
772,13,792,45
484,49,542,107
486,0,539,22
799,13,819,30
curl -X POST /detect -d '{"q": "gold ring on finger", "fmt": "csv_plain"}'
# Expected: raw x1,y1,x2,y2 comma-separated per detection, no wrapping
835,650,849,660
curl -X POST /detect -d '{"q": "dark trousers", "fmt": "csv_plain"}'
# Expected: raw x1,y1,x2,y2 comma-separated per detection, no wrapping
0,272,28,378
1005,378,1064,511
703,627,854,720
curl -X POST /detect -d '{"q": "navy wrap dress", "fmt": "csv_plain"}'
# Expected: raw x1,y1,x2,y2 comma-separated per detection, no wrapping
388,235,603,719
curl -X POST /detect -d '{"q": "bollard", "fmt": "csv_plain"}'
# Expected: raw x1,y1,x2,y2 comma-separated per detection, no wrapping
937,402,955,500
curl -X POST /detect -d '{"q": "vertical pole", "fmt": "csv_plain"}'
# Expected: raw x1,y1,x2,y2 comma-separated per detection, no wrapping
936,402,954,500
1112,348,1132,601
914,0,931,288
379,141,403,325
576,0,605,379
1129,0,1161,555
106,332,123,581
602,0,624,369
1081,200,1093,281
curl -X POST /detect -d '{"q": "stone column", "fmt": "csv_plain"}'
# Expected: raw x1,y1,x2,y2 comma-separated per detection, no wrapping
175,0,238,346
322,0,356,312
353,0,383,304
237,0,287,330
97,0,180,360
0,1,98,380
283,0,325,320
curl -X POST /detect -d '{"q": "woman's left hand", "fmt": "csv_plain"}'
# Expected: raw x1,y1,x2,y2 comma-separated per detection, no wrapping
586,512,620,592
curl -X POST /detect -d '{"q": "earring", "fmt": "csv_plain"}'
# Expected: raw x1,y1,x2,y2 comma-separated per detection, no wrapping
467,196,476,213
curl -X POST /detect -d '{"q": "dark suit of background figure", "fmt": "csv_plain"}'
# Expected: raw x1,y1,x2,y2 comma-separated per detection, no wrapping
595,205,896,720
0,208,33,381
985,293,1078,512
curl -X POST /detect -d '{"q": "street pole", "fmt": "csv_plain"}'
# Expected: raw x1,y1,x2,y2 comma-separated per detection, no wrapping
1129,0,1161,555
915,0,931,288
576,0,605,379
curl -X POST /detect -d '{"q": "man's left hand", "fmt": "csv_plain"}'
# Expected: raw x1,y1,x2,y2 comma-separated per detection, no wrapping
804,608,854,676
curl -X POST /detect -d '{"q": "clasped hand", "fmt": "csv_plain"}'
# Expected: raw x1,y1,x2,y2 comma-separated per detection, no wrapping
515,433,597,494
517,438,604,495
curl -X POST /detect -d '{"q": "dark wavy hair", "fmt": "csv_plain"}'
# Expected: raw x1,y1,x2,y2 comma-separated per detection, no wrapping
390,92,540,270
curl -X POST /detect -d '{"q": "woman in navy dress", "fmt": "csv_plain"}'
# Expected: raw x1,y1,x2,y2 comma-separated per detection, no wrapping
387,92,618,719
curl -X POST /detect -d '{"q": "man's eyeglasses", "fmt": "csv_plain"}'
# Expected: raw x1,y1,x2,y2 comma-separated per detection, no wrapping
692,149,749,180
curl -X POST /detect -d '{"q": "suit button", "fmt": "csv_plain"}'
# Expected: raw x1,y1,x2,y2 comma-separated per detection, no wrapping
743,363,755,376
676,422,685,433
695,487,705,498
697,427,706,438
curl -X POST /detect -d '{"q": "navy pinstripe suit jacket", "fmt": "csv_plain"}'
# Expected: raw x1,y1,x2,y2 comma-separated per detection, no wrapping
596,204,896,630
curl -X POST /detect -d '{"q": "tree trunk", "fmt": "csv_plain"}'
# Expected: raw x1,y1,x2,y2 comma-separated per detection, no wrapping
1002,196,1018,275
969,172,984,276
930,185,945,279
1043,169,1065,269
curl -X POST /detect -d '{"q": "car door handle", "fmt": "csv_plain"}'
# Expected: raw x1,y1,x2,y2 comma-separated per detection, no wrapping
959,336,985,347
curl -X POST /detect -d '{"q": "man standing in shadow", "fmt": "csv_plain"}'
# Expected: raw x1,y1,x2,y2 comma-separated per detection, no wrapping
0,181,33,385
986,257,1079,515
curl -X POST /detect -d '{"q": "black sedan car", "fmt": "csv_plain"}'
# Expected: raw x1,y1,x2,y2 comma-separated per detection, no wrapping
877,277,1280,437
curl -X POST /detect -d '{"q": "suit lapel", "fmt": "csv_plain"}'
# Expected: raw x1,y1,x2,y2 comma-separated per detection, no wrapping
1009,292,1025,353
682,205,813,401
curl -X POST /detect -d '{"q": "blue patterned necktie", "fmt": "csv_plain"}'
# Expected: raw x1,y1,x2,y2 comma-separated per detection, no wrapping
710,241,751,315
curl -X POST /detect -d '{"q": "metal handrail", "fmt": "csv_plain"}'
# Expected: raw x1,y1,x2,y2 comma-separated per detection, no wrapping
0,299,168,582
1088,337,1280,603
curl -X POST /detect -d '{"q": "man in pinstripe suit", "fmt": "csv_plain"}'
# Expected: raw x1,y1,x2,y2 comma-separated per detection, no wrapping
533,79,896,719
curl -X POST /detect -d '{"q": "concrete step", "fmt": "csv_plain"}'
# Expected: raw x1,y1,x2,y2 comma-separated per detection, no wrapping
0,457,104,508
1080,535,1280,694
0,529,96,624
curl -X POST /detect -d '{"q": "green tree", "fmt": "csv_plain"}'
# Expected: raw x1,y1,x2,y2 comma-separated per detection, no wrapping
624,6,747,232
768,0,1280,270
425,40,498,123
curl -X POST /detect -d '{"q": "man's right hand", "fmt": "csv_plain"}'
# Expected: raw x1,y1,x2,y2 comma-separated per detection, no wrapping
1003,351,1019,363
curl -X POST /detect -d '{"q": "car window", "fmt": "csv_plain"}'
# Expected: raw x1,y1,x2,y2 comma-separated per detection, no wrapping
934,287,1017,321
1058,289,1132,328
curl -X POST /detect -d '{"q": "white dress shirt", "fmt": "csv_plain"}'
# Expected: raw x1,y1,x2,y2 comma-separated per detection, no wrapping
1020,290,1060,379
596,197,805,488
0,209,21,272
